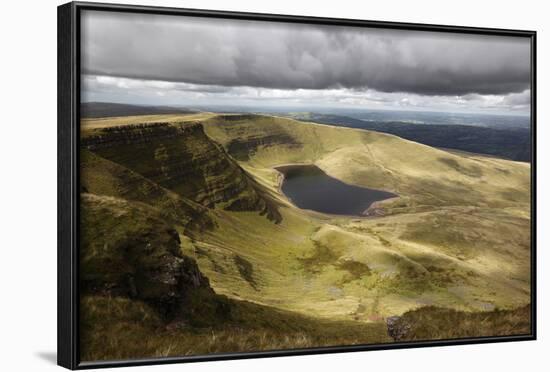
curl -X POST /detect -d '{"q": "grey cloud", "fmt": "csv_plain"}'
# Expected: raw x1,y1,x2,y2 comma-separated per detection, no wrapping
503,90,531,105
173,85,233,94
82,75,530,115
82,10,531,96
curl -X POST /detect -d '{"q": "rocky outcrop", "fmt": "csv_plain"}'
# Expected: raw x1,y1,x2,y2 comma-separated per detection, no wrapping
82,122,281,223
386,316,412,341
80,194,214,317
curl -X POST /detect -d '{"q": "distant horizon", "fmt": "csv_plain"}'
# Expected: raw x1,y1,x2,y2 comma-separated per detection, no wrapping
80,100,531,118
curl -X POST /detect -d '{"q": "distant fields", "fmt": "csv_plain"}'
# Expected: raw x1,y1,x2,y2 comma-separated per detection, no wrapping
285,112,531,162
79,112,531,360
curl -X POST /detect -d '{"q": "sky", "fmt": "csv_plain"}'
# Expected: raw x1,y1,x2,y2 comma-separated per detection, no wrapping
81,10,532,116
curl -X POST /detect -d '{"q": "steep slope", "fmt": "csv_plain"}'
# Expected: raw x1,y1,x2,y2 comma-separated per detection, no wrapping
80,193,214,315
81,149,213,231
81,122,281,222
79,192,390,361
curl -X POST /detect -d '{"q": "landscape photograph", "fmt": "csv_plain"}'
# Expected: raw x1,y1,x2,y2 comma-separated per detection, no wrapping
79,10,532,362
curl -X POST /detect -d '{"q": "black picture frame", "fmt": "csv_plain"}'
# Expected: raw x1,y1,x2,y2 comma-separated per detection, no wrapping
58,1,537,369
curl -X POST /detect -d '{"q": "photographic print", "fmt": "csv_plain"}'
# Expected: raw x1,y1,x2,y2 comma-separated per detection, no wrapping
70,4,534,365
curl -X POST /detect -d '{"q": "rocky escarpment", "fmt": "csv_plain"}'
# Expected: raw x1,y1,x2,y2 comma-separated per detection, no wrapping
80,194,219,318
204,115,303,161
81,122,190,150
82,122,281,223
217,114,260,122
227,132,301,161
80,149,213,232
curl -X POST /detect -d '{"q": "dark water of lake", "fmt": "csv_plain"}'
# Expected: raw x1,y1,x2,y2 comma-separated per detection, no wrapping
276,164,397,216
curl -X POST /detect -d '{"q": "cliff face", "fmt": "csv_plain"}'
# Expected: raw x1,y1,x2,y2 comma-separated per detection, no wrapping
227,132,301,161
82,122,281,223
80,149,213,232
203,115,303,161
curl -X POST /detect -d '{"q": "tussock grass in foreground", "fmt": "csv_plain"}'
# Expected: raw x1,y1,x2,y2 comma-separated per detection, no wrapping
80,295,390,362
393,305,531,341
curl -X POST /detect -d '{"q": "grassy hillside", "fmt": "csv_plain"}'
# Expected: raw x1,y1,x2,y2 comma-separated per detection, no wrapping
81,294,390,361
201,114,530,210
286,112,531,162
183,114,529,316
79,187,389,361
80,149,213,231
79,112,531,360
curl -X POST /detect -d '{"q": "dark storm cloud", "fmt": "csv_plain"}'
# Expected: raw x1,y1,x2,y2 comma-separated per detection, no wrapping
82,11,531,96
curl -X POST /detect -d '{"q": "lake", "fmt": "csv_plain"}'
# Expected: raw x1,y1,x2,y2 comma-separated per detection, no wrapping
276,164,397,216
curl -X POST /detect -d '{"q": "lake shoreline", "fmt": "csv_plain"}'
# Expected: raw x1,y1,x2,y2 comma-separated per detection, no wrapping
273,163,398,218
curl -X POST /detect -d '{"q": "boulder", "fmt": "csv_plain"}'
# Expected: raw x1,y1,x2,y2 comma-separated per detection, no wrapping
386,316,412,341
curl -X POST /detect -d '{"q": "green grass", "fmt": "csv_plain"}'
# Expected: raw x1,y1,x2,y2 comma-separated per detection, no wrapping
298,241,340,274
80,149,213,231
392,305,531,341
233,255,258,290
80,295,390,361
79,113,532,360
200,113,530,210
